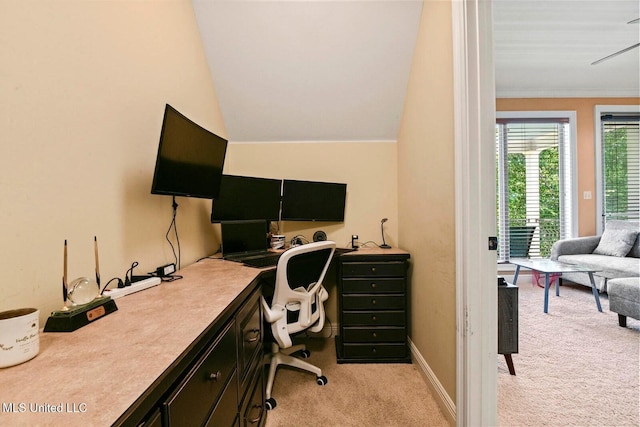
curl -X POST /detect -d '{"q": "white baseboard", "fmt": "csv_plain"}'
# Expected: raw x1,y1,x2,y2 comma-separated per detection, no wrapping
409,337,457,425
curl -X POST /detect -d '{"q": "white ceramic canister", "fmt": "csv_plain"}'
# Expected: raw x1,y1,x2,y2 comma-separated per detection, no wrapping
0,308,40,368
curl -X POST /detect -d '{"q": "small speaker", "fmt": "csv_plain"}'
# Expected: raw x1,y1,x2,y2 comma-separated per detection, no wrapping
313,230,327,242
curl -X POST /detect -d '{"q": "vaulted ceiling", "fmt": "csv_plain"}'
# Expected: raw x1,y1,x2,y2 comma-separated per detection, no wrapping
192,1,639,143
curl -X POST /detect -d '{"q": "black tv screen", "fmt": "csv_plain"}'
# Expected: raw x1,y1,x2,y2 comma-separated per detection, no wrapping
281,179,347,222
211,175,282,222
151,104,228,199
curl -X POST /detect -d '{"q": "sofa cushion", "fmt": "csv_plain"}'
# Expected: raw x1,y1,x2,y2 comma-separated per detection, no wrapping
558,254,640,279
602,220,640,258
592,226,638,257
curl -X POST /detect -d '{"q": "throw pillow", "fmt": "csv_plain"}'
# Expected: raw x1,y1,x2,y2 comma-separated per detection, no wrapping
593,228,639,257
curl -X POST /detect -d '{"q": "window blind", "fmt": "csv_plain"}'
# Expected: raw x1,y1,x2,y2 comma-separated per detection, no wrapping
600,114,640,226
496,118,572,262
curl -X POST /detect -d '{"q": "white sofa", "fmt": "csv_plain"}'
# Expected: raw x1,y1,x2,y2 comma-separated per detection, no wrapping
550,220,640,292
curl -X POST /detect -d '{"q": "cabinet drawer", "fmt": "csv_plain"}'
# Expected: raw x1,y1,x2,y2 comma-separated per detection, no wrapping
341,261,406,278
237,289,262,386
342,278,405,294
342,294,405,310
342,326,406,343
342,342,408,359
163,320,237,427
342,310,405,326
240,366,265,427
204,370,239,427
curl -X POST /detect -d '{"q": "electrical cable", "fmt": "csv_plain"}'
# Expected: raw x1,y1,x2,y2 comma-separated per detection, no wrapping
100,277,123,295
165,196,181,270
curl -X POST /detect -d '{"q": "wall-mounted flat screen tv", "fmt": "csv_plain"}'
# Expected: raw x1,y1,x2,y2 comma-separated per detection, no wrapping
281,179,347,222
211,175,282,222
151,104,228,199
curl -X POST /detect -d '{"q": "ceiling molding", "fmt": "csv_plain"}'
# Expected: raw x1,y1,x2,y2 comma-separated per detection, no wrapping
497,89,640,99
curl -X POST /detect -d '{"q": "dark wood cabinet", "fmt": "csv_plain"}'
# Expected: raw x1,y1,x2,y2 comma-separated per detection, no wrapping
336,249,411,363
130,283,266,427
162,320,238,426
498,283,518,375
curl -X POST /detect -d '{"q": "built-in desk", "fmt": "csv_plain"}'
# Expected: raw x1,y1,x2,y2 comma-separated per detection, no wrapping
0,258,272,426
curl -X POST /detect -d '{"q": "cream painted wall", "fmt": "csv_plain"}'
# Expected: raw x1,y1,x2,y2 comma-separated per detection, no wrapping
0,0,226,325
222,141,399,323
397,0,457,409
496,97,640,236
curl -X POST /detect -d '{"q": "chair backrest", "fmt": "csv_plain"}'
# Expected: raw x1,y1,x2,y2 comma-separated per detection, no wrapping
273,241,335,304
509,225,536,257
267,241,336,347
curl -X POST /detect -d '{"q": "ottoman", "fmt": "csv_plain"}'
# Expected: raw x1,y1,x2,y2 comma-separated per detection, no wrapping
608,277,640,328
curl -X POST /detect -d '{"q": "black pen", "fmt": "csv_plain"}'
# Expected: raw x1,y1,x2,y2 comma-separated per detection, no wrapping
94,236,101,288
62,239,69,310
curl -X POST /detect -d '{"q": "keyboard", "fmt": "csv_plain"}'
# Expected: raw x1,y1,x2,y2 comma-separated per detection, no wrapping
242,253,282,268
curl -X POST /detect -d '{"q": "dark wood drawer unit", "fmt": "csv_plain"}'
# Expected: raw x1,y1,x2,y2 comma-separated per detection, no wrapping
120,276,267,427
237,288,263,389
239,365,265,427
162,320,237,426
336,249,411,363
204,370,240,427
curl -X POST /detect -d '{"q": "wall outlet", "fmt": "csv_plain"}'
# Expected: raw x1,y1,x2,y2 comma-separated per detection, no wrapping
583,191,592,200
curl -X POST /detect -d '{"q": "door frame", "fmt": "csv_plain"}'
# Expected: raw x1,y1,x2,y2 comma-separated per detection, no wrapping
452,1,497,425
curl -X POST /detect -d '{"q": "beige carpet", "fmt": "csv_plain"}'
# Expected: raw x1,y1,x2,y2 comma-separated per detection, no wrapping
264,279,639,427
264,336,449,427
498,278,640,427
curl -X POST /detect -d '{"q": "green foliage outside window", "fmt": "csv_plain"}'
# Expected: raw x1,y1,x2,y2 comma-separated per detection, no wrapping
499,147,560,258
603,127,628,219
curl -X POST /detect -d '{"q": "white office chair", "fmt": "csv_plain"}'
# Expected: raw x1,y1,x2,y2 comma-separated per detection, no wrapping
261,240,336,410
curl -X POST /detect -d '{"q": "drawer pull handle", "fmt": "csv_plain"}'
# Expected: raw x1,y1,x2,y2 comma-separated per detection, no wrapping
372,347,377,354
371,299,376,305
372,332,377,338
208,371,222,381
248,404,263,424
245,328,260,343
371,315,377,321
371,283,376,288
371,267,376,273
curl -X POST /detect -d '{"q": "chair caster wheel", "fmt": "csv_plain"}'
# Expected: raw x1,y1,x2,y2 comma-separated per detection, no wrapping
265,397,277,410
316,375,328,386
300,349,311,358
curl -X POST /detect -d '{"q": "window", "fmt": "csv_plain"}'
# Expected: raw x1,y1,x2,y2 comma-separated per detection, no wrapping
496,112,577,262
595,106,640,233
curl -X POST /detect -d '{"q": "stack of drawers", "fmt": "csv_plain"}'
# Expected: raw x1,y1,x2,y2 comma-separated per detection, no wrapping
336,249,411,363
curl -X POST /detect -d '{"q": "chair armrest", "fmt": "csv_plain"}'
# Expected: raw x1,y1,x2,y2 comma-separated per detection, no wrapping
261,297,285,323
550,236,601,260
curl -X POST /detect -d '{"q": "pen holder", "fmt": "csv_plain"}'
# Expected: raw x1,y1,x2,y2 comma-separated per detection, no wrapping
44,296,117,333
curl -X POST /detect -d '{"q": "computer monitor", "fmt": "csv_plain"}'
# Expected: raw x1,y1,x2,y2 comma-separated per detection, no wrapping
211,175,282,222
220,220,269,257
151,104,228,199
281,179,347,222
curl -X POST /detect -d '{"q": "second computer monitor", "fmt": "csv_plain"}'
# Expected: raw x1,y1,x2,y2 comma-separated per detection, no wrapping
211,175,282,222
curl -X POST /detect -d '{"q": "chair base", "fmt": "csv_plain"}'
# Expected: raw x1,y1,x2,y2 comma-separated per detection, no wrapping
264,342,323,401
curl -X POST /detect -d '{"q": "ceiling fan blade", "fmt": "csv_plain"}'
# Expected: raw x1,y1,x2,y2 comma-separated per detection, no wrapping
627,18,639,24
591,43,640,65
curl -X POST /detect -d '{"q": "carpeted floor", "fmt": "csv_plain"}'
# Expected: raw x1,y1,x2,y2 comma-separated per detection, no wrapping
264,278,640,427
264,336,449,427
498,278,640,427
